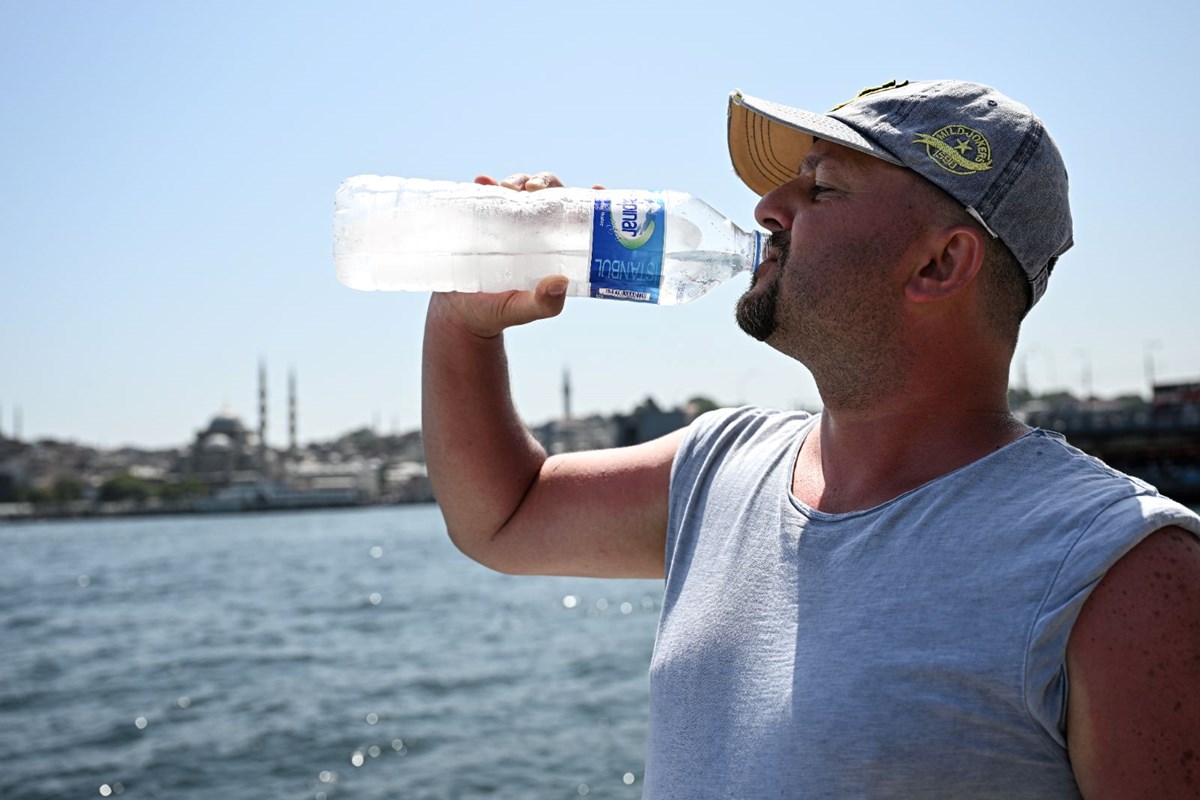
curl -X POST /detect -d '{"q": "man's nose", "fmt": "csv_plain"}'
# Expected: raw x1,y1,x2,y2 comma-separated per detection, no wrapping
754,179,801,233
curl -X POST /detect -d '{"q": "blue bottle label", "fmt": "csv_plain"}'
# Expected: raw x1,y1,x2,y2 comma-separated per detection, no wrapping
590,194,665,303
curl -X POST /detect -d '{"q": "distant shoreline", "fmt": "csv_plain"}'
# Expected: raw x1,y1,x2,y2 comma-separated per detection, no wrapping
0,497,438,524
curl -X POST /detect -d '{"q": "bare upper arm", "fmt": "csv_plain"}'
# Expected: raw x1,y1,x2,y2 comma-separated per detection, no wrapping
1066,525,1200,798
461,426,688,579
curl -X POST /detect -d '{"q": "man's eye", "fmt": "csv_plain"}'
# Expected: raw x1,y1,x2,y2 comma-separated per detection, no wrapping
810,184,833,199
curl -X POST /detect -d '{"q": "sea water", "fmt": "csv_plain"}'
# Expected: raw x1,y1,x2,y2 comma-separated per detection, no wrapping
0,506,661,799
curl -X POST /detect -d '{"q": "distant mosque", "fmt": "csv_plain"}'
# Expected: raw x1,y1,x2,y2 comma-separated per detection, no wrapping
186,362,298,486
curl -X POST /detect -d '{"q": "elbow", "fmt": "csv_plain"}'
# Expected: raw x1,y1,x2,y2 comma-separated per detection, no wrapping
443,521,528,575
434,470,546,576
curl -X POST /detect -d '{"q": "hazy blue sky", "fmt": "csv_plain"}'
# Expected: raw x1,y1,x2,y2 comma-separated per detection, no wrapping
2,1,1197,448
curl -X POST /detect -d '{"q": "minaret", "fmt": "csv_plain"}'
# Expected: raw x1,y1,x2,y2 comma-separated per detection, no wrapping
562,368,572,421
258,360,268,476
288,368,298,458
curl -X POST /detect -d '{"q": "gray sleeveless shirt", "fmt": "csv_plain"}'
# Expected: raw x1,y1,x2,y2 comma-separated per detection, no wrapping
646,407,1200,799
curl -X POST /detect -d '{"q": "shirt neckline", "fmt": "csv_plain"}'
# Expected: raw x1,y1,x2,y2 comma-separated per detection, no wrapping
784,415,1049,522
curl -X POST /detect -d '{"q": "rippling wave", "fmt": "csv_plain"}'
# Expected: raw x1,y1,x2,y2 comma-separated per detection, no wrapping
1,506,660,799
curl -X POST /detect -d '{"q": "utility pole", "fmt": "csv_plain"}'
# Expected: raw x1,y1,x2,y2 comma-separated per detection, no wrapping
562,367,573,421
258,360,269,477
288,368,298,459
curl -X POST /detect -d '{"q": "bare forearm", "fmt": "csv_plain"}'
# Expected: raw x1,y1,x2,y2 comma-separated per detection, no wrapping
415,172,673,579
421,294,547,555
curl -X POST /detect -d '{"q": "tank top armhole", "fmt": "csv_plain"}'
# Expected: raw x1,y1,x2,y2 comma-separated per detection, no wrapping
665,406,755,571
664,406,814,576
1022,492,1200,755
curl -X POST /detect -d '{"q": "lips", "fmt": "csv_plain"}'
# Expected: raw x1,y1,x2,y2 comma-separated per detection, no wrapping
760,233,789,275
752,254,780,285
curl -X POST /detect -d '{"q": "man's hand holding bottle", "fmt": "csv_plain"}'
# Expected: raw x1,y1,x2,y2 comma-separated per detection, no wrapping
427,171,604,340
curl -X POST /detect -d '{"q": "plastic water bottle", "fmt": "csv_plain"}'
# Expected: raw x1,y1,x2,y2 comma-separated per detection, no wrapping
333,176,764,305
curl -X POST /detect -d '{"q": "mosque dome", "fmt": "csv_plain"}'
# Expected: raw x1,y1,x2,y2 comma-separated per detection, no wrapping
205,407,246,437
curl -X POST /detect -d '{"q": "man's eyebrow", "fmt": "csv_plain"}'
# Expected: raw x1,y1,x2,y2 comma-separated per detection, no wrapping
799,148,873,180
799,151,824,176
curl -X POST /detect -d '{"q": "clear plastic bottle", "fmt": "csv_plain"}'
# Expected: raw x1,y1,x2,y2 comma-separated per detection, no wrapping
333,176,764,305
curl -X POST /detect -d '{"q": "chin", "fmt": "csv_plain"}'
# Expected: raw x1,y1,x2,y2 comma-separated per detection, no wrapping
735,283,779,342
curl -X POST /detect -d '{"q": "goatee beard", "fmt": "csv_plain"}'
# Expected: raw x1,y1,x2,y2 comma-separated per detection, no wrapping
735,230,789,341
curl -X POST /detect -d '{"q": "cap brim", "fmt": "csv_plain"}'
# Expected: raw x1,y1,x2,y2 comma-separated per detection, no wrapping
727,90,903,196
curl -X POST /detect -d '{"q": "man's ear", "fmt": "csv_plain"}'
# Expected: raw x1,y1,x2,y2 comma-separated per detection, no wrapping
904,226,986,303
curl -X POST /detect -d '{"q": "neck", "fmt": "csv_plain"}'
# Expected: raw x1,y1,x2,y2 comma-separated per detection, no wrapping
793,354,1026,514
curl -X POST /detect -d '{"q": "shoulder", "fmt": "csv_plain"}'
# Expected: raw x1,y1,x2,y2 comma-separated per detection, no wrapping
1071,526,1200,652
668,405,814,517
1066,526,1200,796
1003,430,1200,541
680,405,815,458
1018,428,1159,499
1070,526,1200,651
673,406,814,486
1017,430,1200,562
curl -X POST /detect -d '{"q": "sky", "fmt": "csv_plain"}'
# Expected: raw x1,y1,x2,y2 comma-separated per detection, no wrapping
2,0,1198,449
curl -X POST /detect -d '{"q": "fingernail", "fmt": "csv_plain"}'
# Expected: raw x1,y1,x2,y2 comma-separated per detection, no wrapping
546,279,568,297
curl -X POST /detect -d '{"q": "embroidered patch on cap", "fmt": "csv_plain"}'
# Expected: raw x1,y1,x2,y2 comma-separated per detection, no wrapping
913,125,993,175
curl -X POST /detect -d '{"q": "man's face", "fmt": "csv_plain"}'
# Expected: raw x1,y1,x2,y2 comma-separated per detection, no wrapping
735,140,934,393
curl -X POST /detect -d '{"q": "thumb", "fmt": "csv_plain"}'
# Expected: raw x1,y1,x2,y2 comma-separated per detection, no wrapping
493,275,569,329
534,275,570,316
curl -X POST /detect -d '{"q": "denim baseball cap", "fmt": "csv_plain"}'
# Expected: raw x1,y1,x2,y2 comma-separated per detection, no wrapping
728,80,1073,307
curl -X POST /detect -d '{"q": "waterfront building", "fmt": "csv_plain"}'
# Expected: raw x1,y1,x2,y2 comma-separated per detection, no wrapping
185,407,264,487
